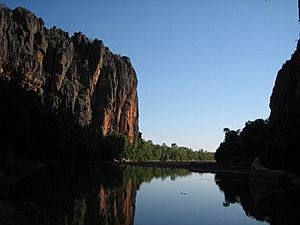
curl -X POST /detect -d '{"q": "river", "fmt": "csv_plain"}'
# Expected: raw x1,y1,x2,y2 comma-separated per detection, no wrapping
1,165,299,225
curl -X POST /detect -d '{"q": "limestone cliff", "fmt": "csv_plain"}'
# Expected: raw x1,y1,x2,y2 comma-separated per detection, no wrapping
269,41,300,126
0,6,139,145
267,40,300,174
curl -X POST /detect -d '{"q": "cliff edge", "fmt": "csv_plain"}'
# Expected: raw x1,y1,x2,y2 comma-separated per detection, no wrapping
215,40,300,176
0,6,139,159
267,40,300,174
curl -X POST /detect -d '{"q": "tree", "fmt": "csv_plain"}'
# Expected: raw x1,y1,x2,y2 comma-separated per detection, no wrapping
215,119,268,163
171,143,178,149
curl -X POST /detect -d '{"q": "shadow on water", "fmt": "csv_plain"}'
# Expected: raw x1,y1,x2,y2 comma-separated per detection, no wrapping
215,173,300,225
1,165,300,225
0,165,190,225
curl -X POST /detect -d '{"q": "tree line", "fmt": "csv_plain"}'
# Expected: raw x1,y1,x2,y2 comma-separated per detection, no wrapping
122,137,214,162
215,119,268,164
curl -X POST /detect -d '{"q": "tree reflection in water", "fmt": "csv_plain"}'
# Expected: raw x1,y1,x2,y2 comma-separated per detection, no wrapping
215,173,300,225
2,165,300,225
1,165,190,225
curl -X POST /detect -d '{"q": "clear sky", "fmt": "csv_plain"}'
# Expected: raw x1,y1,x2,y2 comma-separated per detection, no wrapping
2,0,299,151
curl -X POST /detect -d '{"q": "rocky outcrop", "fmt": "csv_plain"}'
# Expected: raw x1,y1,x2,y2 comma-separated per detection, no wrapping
215,41,300,176
267,40,300,175
269,41,300,126
0,6,139,145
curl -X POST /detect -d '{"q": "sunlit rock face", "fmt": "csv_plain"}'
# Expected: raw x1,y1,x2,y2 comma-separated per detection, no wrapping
0,6,139,143
267,40,300,175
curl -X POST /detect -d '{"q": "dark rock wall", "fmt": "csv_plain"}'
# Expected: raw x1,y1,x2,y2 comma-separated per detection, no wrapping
0,6,139,145
215,41,300,175
270,42,300,125
267,40,300,174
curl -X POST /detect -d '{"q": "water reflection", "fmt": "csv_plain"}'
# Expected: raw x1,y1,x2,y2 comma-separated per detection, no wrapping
1,166,300,225
215,173,300,225
1,165,190,225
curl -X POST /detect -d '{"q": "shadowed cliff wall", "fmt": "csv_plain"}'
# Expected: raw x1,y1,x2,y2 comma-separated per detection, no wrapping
0,6,139,159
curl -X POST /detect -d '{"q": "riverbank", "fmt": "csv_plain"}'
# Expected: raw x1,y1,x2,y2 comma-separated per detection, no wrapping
114,161,251,175
2,156,300,195
114,160,300,191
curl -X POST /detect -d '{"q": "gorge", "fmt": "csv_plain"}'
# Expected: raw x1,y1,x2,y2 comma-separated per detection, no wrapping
0,6,138,161
0,3,300,225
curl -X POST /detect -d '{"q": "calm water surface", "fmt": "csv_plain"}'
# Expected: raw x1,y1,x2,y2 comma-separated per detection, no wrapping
135,173,266,225
2,165,299,225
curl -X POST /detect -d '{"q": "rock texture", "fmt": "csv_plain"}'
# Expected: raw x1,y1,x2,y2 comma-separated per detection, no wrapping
0,6,139,144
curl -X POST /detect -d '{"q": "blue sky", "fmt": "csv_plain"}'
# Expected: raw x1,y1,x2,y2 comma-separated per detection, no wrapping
2,0,299,151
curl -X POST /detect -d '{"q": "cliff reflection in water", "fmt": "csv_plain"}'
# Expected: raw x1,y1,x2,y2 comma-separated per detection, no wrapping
4,165,300,225
3,165,190,225
98,166,190,225
215,173,300,225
